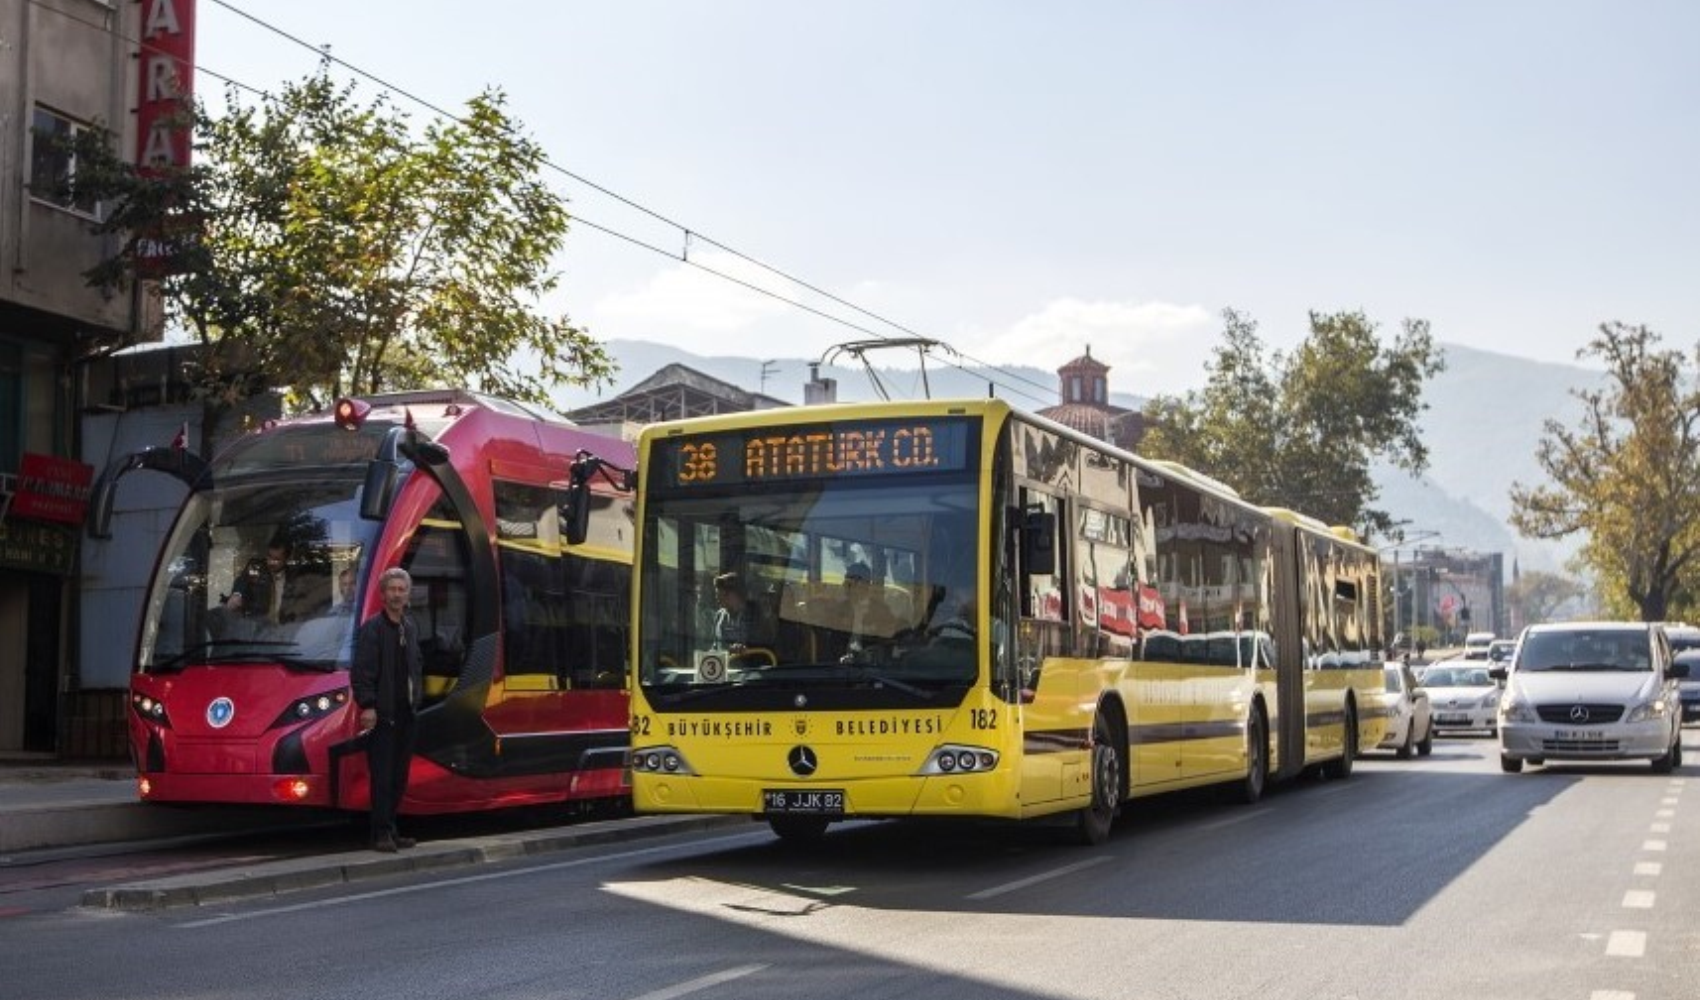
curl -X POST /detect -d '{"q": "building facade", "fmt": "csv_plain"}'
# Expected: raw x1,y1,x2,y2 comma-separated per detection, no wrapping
0,0,177,756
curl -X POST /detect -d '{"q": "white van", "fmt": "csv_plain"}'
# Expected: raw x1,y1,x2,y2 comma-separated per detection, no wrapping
1492,621,1688,773
1462,631,1496,659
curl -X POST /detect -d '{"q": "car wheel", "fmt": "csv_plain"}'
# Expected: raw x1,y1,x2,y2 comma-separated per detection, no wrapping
1396,720,1414,760
1500,754,1523,774
1416,721,1434,757
1652,737,1679,774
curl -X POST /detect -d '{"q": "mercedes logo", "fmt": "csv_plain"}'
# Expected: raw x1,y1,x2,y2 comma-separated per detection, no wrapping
1569,704,1590,723
787,745,818,777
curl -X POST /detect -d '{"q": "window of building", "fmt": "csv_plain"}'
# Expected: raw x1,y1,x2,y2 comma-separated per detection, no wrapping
29,107,101,215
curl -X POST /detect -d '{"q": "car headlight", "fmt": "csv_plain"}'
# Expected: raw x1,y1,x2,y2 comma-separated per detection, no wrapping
1480,692,1502,710
1501,697,1538,724
1626,700,1668,724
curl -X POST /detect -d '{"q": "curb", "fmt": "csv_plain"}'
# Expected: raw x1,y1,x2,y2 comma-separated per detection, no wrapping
82,813,750,912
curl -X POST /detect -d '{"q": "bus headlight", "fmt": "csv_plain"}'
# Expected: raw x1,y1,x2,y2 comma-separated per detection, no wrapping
918,745,999,775
631,746,695,776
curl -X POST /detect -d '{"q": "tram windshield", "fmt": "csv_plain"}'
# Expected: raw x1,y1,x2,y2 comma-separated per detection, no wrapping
138,473,382,673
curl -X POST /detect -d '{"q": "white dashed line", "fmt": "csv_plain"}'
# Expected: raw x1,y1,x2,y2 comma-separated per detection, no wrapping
1621,890,1655,909
626,964,769,1000
1642,840,1668,852
966,856,1112,900
1654,808,1674,818
1649,822,1671,834
1605,931,1647,957
1633,861,1661,876
1589,991,1635,1000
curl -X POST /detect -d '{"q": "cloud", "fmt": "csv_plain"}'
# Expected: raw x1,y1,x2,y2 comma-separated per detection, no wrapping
965,298,1218,393
590,251,794,343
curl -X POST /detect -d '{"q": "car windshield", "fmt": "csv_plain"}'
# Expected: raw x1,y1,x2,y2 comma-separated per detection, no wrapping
1515,630,1652,672
1421,665,1494,688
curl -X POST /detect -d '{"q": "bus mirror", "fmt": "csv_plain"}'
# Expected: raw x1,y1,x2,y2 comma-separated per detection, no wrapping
1021,508,1056,576
360,459,399,521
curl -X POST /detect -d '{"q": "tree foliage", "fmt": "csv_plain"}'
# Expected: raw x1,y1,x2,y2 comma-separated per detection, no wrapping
56,71,612,420
1509,323,1700,622
1505,569,1586,627
1140,308,1445,537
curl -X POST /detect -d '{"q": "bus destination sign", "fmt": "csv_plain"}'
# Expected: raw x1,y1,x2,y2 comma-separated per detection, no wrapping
654,418,974,491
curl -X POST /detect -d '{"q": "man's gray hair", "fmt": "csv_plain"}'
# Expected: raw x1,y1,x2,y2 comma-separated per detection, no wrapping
379,567,412,588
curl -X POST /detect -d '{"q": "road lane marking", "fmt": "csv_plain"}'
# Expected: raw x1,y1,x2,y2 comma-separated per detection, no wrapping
1641,840,1667,852
1589,991,1635,1000
1649,822,1671,834
1633,862,1661,876
1654,809,1673,818
627,964,768,1000
1659,797,1678,806
1621,890,1654,909
1605,931,1646,957
966,856,1112,901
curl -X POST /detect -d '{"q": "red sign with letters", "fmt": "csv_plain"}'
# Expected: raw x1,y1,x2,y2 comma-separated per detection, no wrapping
135,0,197,171
10,453,95,525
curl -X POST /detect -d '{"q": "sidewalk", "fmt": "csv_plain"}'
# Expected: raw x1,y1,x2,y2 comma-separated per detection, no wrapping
0,760,748,912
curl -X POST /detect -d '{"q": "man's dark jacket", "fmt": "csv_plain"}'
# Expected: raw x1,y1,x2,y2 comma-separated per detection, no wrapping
351,612,424,719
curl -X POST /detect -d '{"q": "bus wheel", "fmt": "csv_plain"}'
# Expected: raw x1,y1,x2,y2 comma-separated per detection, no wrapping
1237,709,1268,804
1075,714,1123,845
768,815,830,843
1322,705,1357,780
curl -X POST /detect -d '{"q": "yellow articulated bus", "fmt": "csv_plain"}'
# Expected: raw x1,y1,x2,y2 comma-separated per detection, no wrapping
610,398,1387,843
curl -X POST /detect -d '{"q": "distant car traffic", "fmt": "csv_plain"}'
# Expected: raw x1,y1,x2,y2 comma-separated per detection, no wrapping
1376,661,1434,758
1487,639,1515,666
1419,660,1500,736
1663,625,1700,725
1494,621,1688,774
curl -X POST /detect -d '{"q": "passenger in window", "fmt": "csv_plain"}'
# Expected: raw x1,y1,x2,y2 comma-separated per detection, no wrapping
831,562,900,663
228,538,316,623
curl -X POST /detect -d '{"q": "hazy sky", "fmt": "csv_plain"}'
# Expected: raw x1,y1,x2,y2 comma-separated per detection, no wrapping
191,1,1697,401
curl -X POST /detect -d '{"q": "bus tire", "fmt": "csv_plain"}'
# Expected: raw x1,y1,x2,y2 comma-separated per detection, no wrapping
1322,703,1357,780
1074,712,1123,846
1234,707,1268,805
768,815,831,842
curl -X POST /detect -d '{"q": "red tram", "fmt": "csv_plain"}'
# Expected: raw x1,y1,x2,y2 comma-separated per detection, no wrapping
90,390,635,814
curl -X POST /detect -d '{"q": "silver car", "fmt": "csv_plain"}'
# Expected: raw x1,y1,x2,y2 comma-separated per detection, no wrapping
1494,621,1688,774
1420,660,1500,735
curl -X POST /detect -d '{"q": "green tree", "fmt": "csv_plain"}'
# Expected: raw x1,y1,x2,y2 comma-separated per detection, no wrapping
1509,323,1700,622
1140,308,1444,537
1504,568,1585,627
53,71,612,439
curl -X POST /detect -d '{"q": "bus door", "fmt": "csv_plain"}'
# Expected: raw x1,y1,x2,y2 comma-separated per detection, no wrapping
1013,486,1075,806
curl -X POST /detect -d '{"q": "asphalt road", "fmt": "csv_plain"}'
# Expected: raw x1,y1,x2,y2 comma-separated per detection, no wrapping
4,732,1697,1000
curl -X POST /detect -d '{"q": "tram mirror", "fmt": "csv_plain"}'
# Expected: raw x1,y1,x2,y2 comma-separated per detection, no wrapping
87,475,117,539
360,458,399,521
560,484,592,546
1021,508,1056,576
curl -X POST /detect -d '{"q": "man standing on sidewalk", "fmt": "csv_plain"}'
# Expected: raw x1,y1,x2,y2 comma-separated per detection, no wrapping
351,567,423,852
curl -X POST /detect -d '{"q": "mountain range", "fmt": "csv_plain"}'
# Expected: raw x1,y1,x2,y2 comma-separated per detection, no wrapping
552,340,1606,576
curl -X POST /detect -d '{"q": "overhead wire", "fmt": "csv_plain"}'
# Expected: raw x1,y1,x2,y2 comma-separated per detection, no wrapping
44,0,1066,408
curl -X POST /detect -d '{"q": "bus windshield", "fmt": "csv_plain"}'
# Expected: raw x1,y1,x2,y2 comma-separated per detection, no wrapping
139,472,383,673
637,475,982,702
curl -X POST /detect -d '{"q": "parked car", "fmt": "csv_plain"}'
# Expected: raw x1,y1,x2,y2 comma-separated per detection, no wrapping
1493,621,1688,774
1376,661,1434,758
1420,660,1500,735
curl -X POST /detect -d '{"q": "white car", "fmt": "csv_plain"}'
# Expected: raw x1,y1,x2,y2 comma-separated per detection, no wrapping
1376,661,1434,758
1494,621,1688,774
1420,660,1500,735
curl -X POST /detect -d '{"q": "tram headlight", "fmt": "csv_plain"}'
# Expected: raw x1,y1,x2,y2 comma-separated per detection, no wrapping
269,688,351,729
630,745,695,776
131,693,171,728
918,744,999,776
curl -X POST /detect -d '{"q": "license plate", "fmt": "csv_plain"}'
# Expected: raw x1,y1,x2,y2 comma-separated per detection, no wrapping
762,789,845,816
1553,728,1606,741
1436,715,1468,725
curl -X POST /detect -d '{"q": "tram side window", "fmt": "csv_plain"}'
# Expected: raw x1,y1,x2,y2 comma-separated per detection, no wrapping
400,508,472,700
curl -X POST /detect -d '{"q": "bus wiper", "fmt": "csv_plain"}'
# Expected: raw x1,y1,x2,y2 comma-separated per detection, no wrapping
848,669,934,701
149,640,297,673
